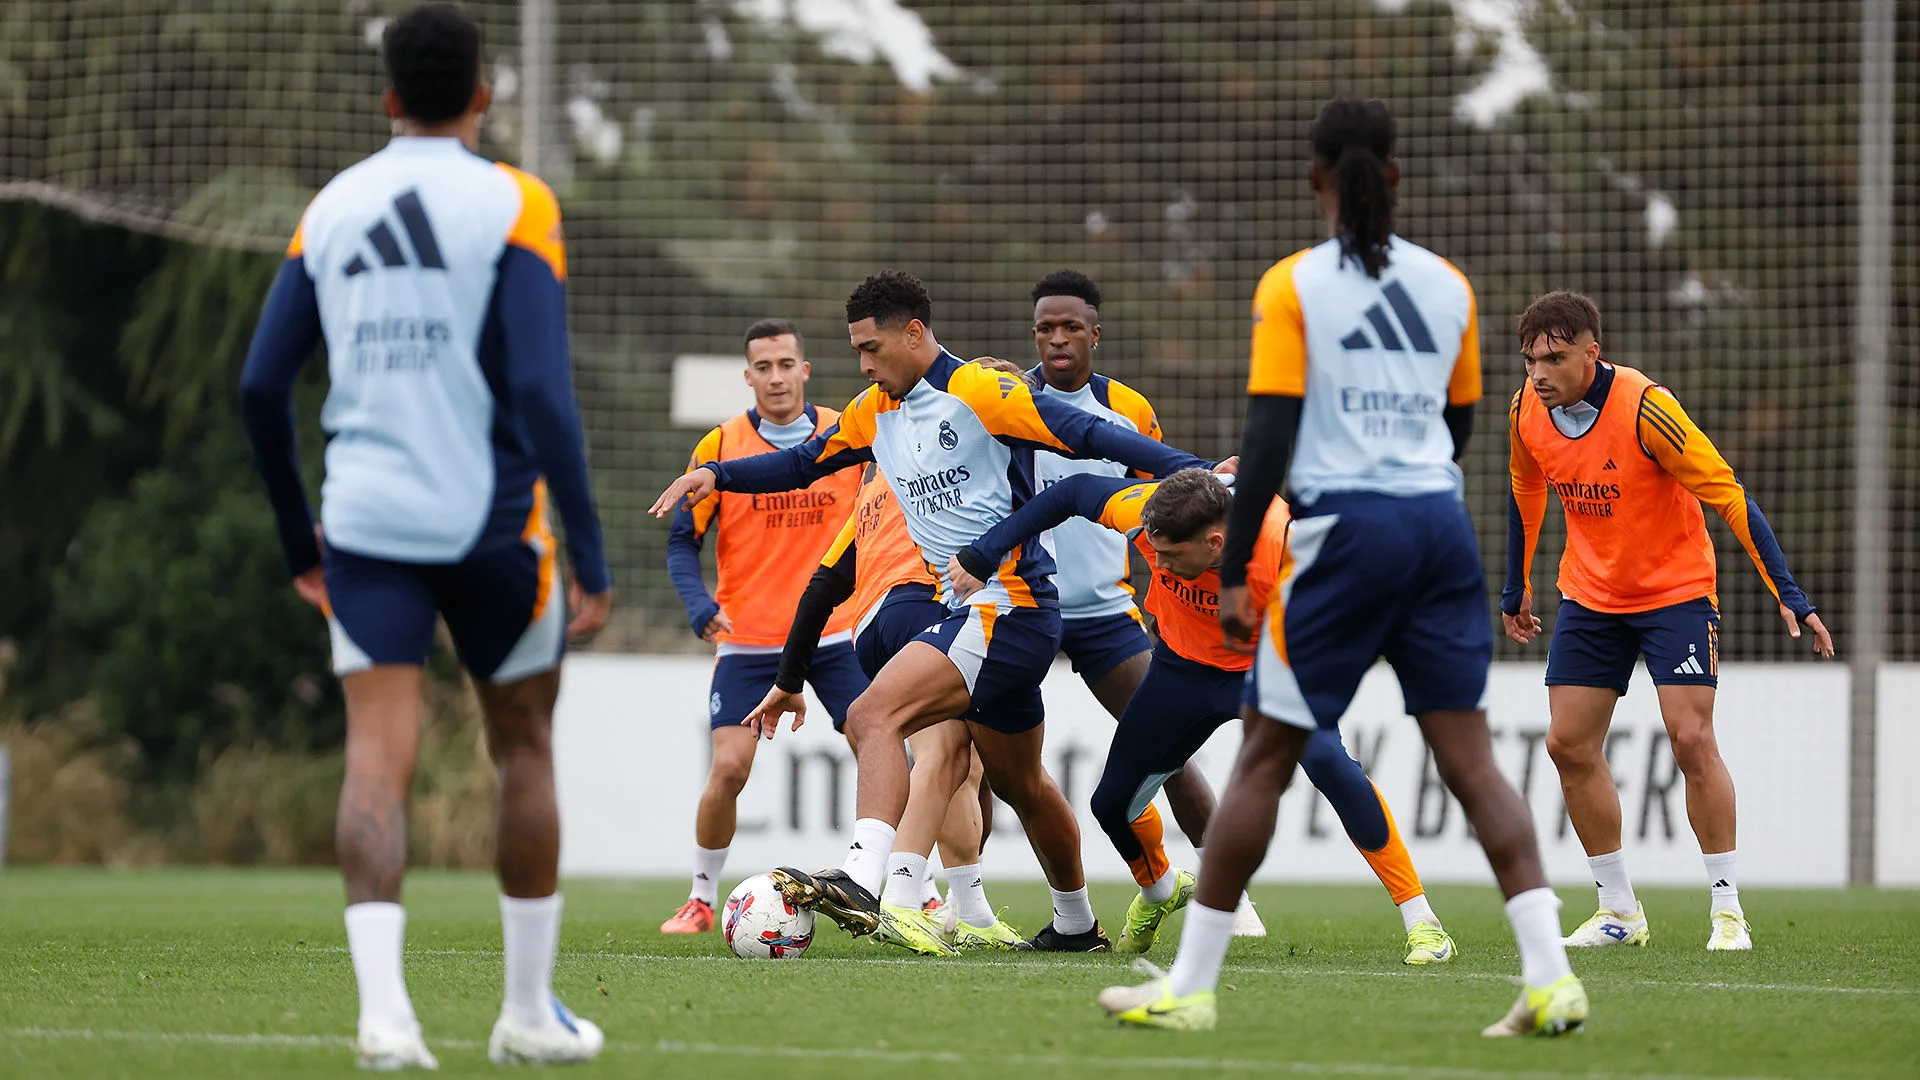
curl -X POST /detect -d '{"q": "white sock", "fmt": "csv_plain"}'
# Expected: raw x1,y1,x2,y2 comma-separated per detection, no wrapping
1505,887,1574,988
1704,849,1741,915
1587,849,1640,916
1140,868,1178,905
945,863,993,927
690,845,728,907
881,850,929,907
1398,891,1440,932
919,867,942,908
500,894,562,1029
344,902,415,1033
841,818,896,897
1166,902,1235,998
1049,885,1095,935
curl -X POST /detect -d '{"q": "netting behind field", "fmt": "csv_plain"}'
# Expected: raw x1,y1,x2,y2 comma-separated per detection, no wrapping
5,0,1912,657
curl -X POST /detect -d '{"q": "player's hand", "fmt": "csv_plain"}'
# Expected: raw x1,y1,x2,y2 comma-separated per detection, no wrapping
1218,584,1258,653
1212,456,1239,477
1503,601,1542,646
568,574,613,638
292,566,329,612
700,610,734,642
648,468,717,518
1782,606,1835,659
743,685,807,740
946,554,987,603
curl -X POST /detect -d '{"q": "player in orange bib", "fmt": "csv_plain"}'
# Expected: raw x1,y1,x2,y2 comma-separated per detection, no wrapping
759,458,1025,951
661,319,865,934
1503,291,1833,953
950,468,1452,963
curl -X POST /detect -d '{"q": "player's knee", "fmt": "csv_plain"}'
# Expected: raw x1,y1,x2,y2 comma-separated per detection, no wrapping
1545,727,1602,773
707,745,755,795
1666,723,1720,775
842,694,899,744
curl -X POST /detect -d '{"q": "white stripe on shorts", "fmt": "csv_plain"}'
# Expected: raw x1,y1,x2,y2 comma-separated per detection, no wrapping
328,616,374,677
944,605,992,696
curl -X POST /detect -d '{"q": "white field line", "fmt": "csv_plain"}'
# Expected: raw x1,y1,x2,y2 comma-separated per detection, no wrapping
0,1027,1813,1080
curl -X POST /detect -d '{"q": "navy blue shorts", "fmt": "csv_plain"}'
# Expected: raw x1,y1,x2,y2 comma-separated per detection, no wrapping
1059,610,1152,687
855,594,1050,735
323,539,562,684
709,641,867,732
1247,491,1492,730
1546,597,1720,695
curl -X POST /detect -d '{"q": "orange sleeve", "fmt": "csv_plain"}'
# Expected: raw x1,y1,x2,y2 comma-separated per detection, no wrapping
286,219,306,258
1095,482,1158,533
1247,252,1309,396
684,427,723,539
496,164,567,282
1446,266,1483,406
947,364,1074,452
1246,499,1291,611
1507,390,1548,607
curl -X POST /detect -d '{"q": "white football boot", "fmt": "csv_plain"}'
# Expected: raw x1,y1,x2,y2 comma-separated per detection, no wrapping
1706,909,1752,951
1230,892,1267,938
354,1023,438,1071
1563,905,1650,947
487,998,605,1066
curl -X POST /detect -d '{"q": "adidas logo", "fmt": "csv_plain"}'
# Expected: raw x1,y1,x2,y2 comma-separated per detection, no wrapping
1674,655,1706,675
1712,879,1731,889
1602,459,1618,470
891,866,916,877
1337,281,1440,354
695,873,710,881
969,878,983,888
343,188,445,277
849,842,864,851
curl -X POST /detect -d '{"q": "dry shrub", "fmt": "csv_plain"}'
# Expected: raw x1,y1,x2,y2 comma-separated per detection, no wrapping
0,701,153,865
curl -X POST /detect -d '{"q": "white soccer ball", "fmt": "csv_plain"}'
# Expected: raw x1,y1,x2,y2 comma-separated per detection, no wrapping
722,873,816,960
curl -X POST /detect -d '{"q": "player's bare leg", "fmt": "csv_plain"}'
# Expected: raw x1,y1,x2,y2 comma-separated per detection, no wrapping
1190,715,1308,913
664,727,757,932
771,644,965,945
886,721,971,937
1546,686,1652,946
1655,684,1747,948
934,745,1019,947
967,720,1106,950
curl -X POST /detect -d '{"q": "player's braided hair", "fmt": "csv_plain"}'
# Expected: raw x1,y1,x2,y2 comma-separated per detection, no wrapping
1515,291,1603,348
1309,98,1397,279
382,3,483,125
1141,468,1232,543
1030,269,1102,311
846,270,933,329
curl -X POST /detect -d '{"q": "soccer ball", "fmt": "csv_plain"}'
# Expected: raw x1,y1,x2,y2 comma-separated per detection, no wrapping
722,873,815,960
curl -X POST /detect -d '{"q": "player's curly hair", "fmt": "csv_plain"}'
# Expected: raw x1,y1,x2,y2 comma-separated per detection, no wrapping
383,3,484,125
1310,98,1397,279
845,270,933,329
1141,468,1232,543
1030,269,1102,311
1516,291,1603,348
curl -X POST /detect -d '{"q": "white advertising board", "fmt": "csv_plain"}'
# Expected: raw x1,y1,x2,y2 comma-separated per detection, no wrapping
555,656,1851,887
1876,664,1920,887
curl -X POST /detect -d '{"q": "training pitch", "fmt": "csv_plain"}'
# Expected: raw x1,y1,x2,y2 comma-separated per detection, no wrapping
1,870,1914,1078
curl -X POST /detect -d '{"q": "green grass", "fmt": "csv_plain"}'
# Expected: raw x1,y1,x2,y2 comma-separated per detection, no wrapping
1,870,1915,1079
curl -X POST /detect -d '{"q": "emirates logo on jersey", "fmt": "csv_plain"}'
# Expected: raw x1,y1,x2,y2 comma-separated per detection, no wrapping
938,421,959,451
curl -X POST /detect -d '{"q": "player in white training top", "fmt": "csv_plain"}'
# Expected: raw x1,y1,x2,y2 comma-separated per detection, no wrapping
239,3,608,1068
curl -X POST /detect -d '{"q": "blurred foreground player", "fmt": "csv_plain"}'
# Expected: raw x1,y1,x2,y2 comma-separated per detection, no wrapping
660,319,864,934
240,3,608,1067
1100,98,1585,1037
1503,290,1833,952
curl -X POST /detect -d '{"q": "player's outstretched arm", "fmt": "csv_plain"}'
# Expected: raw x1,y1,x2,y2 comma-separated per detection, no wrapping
647,402,877,517
1637,387,1832,657
239,251,325,596
1502,389,1548,645
951,474,1143,597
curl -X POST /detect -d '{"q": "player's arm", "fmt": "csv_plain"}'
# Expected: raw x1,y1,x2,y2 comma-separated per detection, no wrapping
1638,387,1828,652
772,517,861,695
1502,390,1549,629
703,394,876,495
1108,383,1167,478
494,171,612,609
665,430,724,638
953,474,1148,583
951,366,1211,478
238,230,325,583
1441,264,1483,462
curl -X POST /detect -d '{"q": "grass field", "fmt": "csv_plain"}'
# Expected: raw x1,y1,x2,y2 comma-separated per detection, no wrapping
1,870,1915,1079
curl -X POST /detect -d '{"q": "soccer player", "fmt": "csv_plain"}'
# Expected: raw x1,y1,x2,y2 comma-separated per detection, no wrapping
660,319,865,935
760,460,1023,950
949,469,1453,963
1099,98,1586,1037
238,4,608,1067
1023,271,1262,937
650,270,1215,953
1503,290,1834,952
